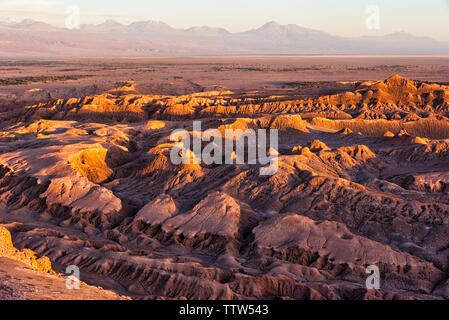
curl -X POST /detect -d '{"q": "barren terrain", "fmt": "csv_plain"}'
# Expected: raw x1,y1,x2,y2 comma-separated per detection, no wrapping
1,57,449,300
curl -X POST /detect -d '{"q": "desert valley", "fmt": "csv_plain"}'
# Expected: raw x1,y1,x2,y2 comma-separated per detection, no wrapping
1,56,449,300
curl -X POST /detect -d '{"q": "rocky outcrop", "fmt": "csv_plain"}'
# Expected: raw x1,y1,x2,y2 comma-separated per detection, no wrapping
22,76,449,122
0,226,53,274
2,76,449,300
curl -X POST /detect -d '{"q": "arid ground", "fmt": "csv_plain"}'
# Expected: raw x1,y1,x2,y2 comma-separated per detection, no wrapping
1,56,449,300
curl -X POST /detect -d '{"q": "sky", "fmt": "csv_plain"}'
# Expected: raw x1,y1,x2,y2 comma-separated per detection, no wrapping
0,0,449,40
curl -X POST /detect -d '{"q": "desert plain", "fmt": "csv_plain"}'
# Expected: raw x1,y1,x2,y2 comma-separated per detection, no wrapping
1,56,449,300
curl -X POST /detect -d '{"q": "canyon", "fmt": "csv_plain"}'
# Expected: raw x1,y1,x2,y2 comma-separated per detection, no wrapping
1,58,449,300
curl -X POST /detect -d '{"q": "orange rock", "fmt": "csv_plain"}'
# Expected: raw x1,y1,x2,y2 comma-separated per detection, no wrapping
411,136,429,145
0,226,55,274
307,140,331,153
337,128,353,135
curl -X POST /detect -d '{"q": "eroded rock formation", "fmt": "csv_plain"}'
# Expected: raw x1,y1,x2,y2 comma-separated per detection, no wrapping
1,75,449,300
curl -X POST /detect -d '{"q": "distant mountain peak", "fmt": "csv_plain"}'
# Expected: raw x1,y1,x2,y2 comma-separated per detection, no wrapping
12,19,58,31
257,21,313,31
186,26,230,36
126,20,174,33
243,21,329,41
130,20,171,27
19,18,38,25
0,19,448,56
256,21,286,33
261,21,280,28
101,19,123,26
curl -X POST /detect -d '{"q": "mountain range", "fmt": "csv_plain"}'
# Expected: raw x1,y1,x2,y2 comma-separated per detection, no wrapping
0,19,449,57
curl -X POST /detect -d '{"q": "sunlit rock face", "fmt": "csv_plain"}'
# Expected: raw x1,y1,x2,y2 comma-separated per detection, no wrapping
2,75,449,300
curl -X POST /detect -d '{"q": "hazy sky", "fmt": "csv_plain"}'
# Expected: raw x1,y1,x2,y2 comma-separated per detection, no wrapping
1,0,449,40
